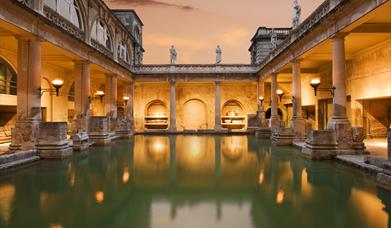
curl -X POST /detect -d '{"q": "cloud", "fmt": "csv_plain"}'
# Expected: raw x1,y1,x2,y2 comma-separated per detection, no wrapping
105,0,196,11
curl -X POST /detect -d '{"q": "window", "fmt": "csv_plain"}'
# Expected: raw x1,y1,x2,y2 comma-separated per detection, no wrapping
118,41,129,62
92,20,112,49
0,58,17,95
44,0,83,29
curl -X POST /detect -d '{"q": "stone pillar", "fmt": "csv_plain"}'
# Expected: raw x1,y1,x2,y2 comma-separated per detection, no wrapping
257,79,266,127
290,60,306,141
169,80,176,131
270,73,279,132
327,34,352,149
215,81,222,131
10,37,42,151
105,74,118,132
72,61,90,150
388,129,391,161
116,81,134,138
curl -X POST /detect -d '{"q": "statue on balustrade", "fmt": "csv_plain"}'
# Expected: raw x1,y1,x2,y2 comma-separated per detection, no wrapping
216,45,222,64
270,29,277,49
170,45,177,64
293,0,301,29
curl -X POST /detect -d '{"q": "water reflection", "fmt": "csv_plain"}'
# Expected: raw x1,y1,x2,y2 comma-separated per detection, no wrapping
0,136,390,228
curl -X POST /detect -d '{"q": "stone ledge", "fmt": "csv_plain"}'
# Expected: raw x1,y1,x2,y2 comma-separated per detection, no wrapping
0,150,40,171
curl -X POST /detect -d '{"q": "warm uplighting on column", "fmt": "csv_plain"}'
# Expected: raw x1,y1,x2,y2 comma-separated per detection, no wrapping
123,96,130,105
95,90,105,102
276,190,285,204
259,96,264,106
276,89,284,102
51,79,64,96
310,78,335,96
39,78,64,96
95,191,104,203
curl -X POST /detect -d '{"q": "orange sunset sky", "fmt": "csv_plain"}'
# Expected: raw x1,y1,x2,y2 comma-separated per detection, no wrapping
105,0,324,64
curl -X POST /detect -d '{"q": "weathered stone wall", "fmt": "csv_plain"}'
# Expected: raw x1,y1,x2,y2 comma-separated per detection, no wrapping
347,39,391,136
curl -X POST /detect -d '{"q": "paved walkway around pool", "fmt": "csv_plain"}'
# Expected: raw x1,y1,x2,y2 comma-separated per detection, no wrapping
295,138,388,174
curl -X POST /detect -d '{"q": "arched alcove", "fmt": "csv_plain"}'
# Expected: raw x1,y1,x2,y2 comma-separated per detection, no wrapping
265,108,283,119
221,100,245,129
181,99,208,130
144,100,168,129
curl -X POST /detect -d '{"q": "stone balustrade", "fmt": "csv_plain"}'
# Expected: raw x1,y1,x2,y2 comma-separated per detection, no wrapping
132,64,260,75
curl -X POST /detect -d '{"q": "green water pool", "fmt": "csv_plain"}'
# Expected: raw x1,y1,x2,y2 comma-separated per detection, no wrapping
0,135,390,228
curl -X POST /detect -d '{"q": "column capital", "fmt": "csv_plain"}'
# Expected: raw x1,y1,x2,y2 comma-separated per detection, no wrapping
169,79,176,85
73,60,90,65
14,35,42,42
105,73,118,78
291,59,303,64
331,32,349,40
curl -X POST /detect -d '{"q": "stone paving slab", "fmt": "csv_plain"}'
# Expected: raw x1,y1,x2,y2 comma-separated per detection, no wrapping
336,155,383,174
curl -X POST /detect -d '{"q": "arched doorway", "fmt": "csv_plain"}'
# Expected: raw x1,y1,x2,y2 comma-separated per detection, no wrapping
181,99,208,130
265,108,283,119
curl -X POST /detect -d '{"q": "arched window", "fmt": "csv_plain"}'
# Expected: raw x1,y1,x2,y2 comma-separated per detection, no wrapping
91,20,112,49
43,0,83,29
0,58,17,95
134,27,141,43
117,41,129,62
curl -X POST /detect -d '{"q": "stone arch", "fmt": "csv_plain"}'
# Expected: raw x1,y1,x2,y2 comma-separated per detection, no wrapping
0,56,17,95
181,99,208,130
90,18,113,51
222,100,245,116
145,100,167,117
265,108,283,119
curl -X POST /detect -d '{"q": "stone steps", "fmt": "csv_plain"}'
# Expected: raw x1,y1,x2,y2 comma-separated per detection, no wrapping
0,151,40,171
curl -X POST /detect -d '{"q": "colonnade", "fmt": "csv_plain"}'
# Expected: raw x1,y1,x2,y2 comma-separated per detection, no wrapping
9,37,135,153
259,34,351,145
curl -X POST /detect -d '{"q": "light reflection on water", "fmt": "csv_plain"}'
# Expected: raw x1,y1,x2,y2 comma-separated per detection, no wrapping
0,135,390,228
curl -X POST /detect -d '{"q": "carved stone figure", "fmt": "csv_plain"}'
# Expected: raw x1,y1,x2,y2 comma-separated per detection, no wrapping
170,45,177,64
216,45,222,64
293,0,301,29
270,29,277,49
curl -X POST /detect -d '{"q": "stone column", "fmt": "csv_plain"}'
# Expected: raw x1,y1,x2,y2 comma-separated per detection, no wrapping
169,80,176,131
105,74,118,132
116,81,134,138
257,79,266,127
10,37,42,151
290,60,306,141
270,73,279,132
215,81,222,131
327,34,352,149
72,61,90,150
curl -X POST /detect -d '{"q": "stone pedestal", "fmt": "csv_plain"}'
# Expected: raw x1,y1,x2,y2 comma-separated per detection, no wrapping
377,173,391,191
89,116,111,145
301,130,338,160
271,128,295,146
327,119,352,149
116,118,134,138
37,122,72,159
9,119,40,151
255,128,272,138
257,110,266,127
290,118,306,142
351,127,366,152
72,115,90,150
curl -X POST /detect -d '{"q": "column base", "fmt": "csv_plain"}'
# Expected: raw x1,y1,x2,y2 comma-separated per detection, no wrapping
290,117,306,142
38,144,73,159
327,117,352,149
72,132,90,151
270,117,283,133
271,128,295,146
9,119,40,151
301,130,338,160
37,122,73,159
256,110,266,128
255,128,271,138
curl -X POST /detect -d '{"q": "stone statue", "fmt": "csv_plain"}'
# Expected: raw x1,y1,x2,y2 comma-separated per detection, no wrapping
293,0,301,29
216,45,222,64
270,29,277,49
170,45,177,64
